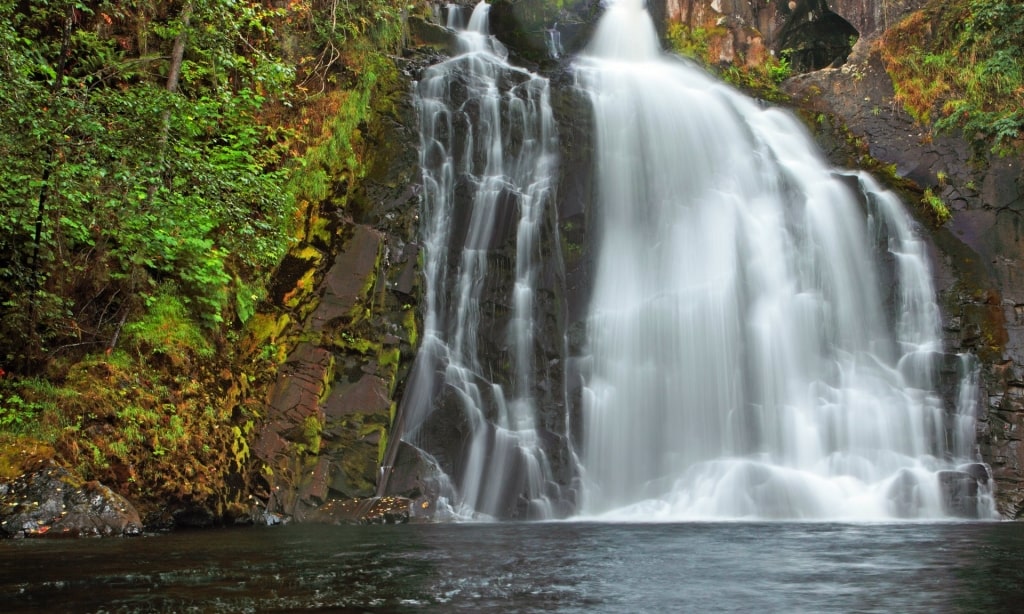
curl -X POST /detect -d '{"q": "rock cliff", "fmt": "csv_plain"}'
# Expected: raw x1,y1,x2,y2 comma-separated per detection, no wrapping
246,0,1024,521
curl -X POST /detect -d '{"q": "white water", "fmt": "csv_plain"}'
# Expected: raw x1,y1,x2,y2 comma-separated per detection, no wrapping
396,2,560,518
575,0,994,520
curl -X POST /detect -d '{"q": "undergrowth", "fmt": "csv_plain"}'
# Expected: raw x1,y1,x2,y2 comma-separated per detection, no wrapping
878,0,1024,155
666,23,792,103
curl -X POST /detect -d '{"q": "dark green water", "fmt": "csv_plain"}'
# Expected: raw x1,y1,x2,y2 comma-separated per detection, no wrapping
2,521,1023,612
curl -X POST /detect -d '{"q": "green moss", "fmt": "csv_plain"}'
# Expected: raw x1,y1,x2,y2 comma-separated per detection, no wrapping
320,355,336,405
16,349,251,517
308,210,334,247
302,414,323,456
378,346,401,370
666,23,719,62
347,244,383,325
402,308,418,347
0,437,55,480
665,22,791,103
336,331,381,355
124,288,214,363
286,267,319,309
922,188,952,225
377,426,388,466
245,312,292,363
378,346,402,392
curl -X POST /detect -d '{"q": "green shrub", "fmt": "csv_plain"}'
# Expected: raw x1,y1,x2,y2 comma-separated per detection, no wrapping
124,289,215,361
879,0,1024,154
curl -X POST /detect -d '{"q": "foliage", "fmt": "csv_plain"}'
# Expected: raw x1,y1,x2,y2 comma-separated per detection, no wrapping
666,23,715,61
922,188,952,225
0,376,72,438
879,0,1024,155
0,348,262,517
123,287,214,363
288,51,398,211
665,23,791,103
0,392,45,434
0,0,418,520
0,0,301,370
60,353,242,511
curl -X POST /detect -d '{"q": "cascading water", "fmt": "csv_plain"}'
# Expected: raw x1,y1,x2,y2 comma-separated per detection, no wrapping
386,1,564,519
575,0,996,520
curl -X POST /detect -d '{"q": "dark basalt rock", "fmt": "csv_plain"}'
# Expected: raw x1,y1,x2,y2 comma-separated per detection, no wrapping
0,462,142,538
939,464,993,518
381,441,451,518
489,0,602,65
247,50,425,524
309,225,384,331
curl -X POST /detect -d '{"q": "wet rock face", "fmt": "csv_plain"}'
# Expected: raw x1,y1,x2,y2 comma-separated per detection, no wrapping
489,0,602,64
0,463,142,538
656,0,927,72
249,53,426,524
939,464,994,518
377,42,583,520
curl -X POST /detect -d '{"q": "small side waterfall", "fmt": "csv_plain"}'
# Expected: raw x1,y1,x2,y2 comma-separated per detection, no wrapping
575,0,995,520
386,1,564,519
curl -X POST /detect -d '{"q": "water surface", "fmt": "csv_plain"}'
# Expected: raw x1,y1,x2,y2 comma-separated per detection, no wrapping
3,522,1023,612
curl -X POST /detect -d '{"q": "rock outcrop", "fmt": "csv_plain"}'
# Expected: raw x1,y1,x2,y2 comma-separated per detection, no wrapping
659,0,928,71
242,51,428,524
0,463,142,538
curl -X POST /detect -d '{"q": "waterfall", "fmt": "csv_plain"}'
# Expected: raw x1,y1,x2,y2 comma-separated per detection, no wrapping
575,0,996,520
387,0,996,522
387,1,563,519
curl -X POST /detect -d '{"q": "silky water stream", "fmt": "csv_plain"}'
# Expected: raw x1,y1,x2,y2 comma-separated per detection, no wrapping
574,0,996,520
389,0,996,521
385,1,565,519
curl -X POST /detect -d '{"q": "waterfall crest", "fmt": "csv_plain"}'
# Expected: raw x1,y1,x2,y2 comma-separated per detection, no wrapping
575,0,996,520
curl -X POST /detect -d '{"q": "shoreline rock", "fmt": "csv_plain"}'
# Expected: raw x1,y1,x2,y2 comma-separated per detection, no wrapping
0,462,142,538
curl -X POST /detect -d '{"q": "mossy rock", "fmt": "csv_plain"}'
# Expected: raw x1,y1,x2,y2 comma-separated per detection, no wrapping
0,438,55,481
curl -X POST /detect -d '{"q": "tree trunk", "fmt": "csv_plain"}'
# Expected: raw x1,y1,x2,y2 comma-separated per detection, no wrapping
28,8,74,276
151,2,193,198
165,3,192,95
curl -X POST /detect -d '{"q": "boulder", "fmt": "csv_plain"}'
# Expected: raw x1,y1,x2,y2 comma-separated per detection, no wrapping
0,462,142,538
938,464,993,518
